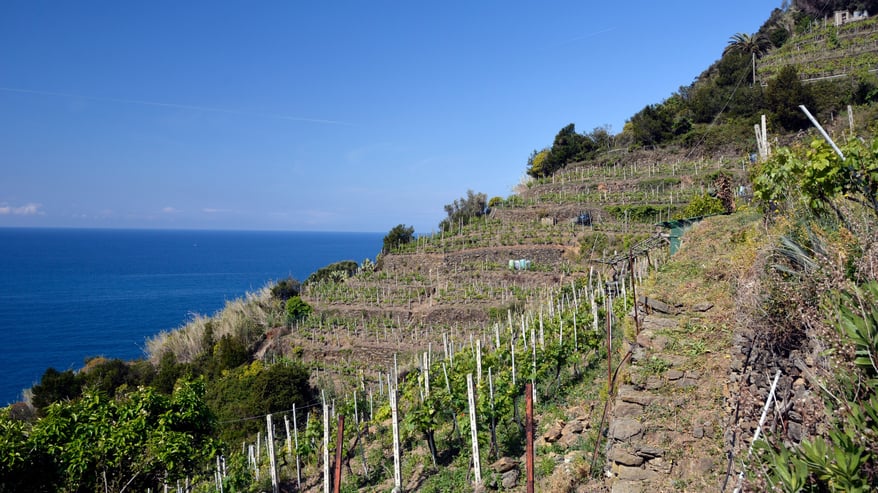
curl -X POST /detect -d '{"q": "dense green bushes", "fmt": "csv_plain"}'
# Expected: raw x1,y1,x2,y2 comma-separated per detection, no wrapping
305,260,359,284
270,277,301,301
206,360,314,444
382,224,415,254
30,358,156,414
526,124,612,178
439,190,488,232
1,380,218,492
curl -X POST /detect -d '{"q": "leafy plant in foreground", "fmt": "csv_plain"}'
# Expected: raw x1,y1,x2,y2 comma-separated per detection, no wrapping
753,282,878,492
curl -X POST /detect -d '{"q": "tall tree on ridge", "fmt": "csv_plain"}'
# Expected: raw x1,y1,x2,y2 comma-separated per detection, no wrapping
724,32,771,84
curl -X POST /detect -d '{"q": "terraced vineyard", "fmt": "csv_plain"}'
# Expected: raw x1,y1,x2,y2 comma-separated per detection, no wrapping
226,141,758,491
292,145,751,400
759,15,878,81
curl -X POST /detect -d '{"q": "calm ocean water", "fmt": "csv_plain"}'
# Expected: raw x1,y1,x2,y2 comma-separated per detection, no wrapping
0,228,383,405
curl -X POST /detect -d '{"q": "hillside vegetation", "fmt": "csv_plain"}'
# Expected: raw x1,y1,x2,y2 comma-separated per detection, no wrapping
5,1,878,492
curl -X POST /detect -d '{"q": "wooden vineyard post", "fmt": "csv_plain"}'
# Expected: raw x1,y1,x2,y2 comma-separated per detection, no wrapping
390,384,402,492
525,382,535,493
266,415,279,493
467,373,482,486
333,415,345,493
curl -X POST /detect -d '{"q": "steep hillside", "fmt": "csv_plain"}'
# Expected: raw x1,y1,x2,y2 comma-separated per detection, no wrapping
759,15,878,82
11,4,878,493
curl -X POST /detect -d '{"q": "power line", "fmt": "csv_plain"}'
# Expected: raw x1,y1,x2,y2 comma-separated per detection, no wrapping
683,63,750,161
217,399,325,425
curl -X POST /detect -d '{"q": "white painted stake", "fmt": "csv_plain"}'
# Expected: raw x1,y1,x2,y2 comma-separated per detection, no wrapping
488,368,495,412
539,310,545,348
284,415,292,458
424,352,431,398
733,370,782,493
390,385,402,491
559,314,564,346
293,404,301,489
323,392,330,493
476,339,483,386
266,415,279,493
532,327,537,376
511,336,516,386
467,374,482,485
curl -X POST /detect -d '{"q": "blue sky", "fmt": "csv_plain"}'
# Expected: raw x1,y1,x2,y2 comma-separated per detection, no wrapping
1,1,778,233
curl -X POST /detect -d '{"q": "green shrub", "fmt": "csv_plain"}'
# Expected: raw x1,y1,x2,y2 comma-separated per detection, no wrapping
305,260,359,284
606,205,663,223
270,277,301,301
285,296,313,324
206,361,314,444
30,368,82,413
439,191,487,232
754,282,878,492
78,358,140,397
382,224,415,253
678,193,725,218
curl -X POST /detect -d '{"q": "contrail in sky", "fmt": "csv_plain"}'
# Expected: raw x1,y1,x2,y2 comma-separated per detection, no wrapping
0,86,352,126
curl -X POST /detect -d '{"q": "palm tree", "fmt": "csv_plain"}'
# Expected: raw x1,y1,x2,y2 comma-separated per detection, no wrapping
724,32,771,84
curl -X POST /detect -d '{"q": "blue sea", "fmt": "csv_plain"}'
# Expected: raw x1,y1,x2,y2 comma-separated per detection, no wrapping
0,228,383,406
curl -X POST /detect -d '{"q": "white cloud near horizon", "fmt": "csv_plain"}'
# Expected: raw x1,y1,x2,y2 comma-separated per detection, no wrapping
0,203,43,216
161,206,179,213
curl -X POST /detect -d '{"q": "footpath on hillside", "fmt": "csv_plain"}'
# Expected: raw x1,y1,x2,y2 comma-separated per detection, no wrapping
591,211,763,493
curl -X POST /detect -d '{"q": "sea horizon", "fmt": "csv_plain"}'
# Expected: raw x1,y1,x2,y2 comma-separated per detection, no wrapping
0,228,384,405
